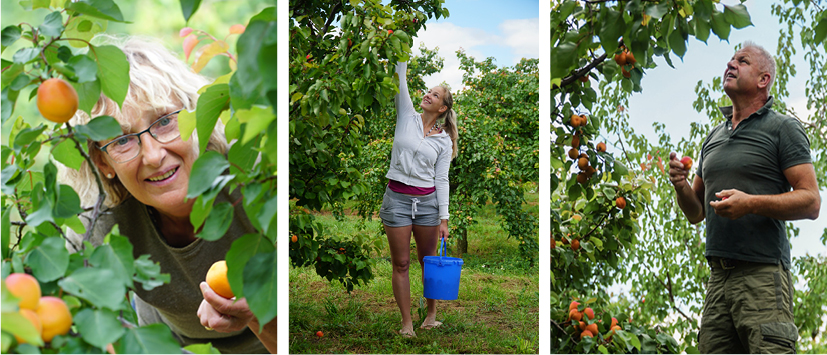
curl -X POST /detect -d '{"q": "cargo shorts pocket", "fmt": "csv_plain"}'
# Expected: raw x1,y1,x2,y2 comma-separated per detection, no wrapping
738,271,779,312
758,322,797,354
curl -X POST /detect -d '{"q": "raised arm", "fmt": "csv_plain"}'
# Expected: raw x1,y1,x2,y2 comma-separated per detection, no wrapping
395,61,417,122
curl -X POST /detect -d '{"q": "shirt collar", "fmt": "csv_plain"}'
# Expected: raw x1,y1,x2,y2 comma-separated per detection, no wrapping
718,96,774,120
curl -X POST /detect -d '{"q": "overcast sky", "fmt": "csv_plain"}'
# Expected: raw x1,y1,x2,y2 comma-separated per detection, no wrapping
410,0,540,91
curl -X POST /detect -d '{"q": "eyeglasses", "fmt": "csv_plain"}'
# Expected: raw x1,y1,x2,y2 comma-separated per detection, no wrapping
98,109,183,163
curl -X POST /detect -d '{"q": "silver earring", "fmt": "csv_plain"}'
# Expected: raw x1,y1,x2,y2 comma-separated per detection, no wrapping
106,173,113,179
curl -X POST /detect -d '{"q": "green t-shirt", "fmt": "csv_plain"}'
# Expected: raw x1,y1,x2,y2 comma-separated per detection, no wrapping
697,96,811,270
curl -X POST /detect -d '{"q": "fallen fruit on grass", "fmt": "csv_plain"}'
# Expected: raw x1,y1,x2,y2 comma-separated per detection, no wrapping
5,273,41,310
36,297,72,342
616,196,626,210
37,78,79,124
571,239,580,251
291,235,298,243
596,142,606,152
14,309,42,344
316,330,324,337
206,260,234,299
681,156,693,170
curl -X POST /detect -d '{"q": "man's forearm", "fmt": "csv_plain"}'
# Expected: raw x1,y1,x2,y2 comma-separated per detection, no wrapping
675,183,704,224
749,189,820,220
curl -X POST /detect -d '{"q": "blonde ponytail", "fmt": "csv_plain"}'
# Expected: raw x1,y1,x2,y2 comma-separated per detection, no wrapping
438,85,458,159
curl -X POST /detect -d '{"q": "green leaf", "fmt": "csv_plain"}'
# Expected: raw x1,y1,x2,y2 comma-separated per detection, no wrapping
53,184,84,218
686,345,700,354
237,106,275,145
1,208,9,259
74,308,125,349
52,139,84,170
38,11,65,38
88,235,134,288
813,16,827,45
710,11,731,41
12,48,39,64
25,237,69,282
645,1,670,19
599,9,626,57
1,310,44,346
93,45,129,109
668,27,687,59
64,15,108,49
598,345,609,354
693,17,711,44
226,233,274,299
183,343,221,354
228,133,259,175
242,251,277,331
196,84,230,153
255,192,278,237
133,254,169,291
197,202,233,241
178,108,196,141
186,151,229,199
115,324,182,354
69,78,101,116
2,26,22,47
68,54,98,83
550,41,578,79
723,4,752,29
180,0,203,22
74,115,122,141
66,0,126,22
229,10,276,110
59,267,125,310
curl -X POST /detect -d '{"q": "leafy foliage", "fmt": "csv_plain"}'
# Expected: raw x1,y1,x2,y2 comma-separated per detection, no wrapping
1,1,276,352
553,0,827,353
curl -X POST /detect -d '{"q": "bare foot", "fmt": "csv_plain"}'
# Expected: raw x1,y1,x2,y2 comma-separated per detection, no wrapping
420,318,443,329
399,326,416,338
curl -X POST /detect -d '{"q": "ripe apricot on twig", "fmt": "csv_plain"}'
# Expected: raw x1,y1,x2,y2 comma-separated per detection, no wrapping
614,52,627,66
581,330,594,339
569,300,580,310
36,297,72,342
291,235,298,243
583,308,594,320
616,197,627,210
596,142,606,152
37,78,78,124
571,238,580,251
569,309,582,322
576,172,589,185
578,157,589,170
5,273,41,310
622,67,631,79
626,51,636,65
571,135,580,149
568,148,579,160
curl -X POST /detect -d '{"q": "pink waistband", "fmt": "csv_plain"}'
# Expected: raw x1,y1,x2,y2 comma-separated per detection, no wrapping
387,180,435,195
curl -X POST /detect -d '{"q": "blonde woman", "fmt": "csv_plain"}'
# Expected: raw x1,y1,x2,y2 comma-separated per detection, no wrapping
379,61,458,338
60,36,275,353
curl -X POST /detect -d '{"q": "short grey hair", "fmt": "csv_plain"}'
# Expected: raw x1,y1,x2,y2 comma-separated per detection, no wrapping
741,41,776,92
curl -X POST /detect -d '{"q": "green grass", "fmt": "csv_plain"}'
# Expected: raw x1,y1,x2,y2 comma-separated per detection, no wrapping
289,189,539,354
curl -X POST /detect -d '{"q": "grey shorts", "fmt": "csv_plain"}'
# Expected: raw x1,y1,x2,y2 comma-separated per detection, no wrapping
379,186,441,227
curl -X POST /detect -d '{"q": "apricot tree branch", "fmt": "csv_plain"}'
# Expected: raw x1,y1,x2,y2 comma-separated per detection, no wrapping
65,123,105,249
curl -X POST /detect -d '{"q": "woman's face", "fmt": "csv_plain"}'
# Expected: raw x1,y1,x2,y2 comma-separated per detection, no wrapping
420,86,448,114
94,104,196,218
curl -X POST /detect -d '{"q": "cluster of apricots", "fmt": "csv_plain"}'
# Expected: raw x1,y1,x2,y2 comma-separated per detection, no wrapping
552,233,580,252
566,114,608,186
565,300,624,343
614,46,637,79
4,273,73,344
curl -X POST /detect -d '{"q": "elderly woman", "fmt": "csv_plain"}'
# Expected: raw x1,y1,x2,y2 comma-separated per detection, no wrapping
60,37,276,353
379,61,458,338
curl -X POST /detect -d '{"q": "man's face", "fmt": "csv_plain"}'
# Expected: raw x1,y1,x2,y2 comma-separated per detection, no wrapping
723,47,769,98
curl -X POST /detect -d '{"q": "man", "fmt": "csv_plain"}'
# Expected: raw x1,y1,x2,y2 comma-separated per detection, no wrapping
668,41,820,353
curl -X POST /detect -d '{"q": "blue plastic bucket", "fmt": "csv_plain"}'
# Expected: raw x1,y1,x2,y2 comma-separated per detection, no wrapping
423,238,463,300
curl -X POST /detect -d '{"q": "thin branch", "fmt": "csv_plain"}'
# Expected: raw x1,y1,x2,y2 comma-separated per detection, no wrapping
65,124,106,248
319,3,342,41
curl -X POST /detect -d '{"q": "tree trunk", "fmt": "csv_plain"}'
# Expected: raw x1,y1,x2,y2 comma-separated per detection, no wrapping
458,228,468,256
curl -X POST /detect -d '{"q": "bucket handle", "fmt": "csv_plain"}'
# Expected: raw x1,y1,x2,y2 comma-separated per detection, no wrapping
437,237,447,265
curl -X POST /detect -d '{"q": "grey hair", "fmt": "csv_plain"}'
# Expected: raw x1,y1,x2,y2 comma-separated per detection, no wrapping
741,41,776,92
58,35,228,208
